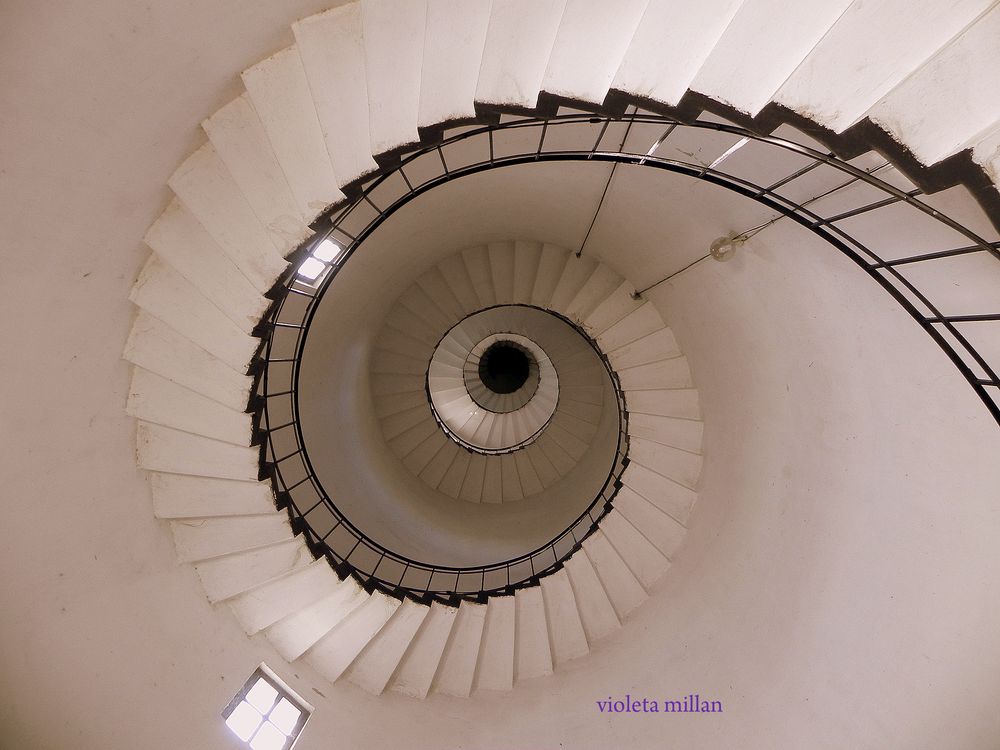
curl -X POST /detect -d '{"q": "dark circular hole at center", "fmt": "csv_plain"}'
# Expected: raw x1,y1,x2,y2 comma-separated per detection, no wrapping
479,342,532,394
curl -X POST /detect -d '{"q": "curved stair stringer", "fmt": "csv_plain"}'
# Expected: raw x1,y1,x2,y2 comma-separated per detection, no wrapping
122,0,1000,700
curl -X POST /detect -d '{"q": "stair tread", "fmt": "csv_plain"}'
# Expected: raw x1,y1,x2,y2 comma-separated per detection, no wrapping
305,591,401,683
265,577,368,661
168,142,289,289
541,0,646,104
361,0,424,155
242,45,344,220
345,598,430,695
389,601,460,698
476,0,567,108
293,6,380,186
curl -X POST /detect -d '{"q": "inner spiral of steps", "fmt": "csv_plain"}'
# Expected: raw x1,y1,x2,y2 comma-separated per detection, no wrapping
377,252,619,503
426,306,592,456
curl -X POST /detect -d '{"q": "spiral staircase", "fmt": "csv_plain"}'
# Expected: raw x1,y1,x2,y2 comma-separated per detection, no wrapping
6,0,1000,748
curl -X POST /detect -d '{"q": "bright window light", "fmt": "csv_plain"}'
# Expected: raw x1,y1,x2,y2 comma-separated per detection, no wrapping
223,666,312,750
250,722,287,750
297,256,326,281
312,238,343,263
269,699,302,735
246,679,278,714
226,702,263,742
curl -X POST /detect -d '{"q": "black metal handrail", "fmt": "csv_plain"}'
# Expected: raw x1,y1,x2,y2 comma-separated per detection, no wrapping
257,111,1000,604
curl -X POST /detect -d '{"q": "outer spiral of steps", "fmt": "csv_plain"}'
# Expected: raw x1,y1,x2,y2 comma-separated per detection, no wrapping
121,0,1000,699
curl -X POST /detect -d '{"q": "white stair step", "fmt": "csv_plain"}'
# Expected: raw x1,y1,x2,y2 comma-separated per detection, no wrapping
629,437,702,490
581,530,646,619
531,244,570,308
563,551,620,643
361,0,425,155
482,456,503,504
150,473,273,519
558,398,603,426
775,0,992,134
404,431,449,475
598,509,669,591
437,252,482,314
625,388,701,421
459,409,488,442
461,245,497,308
372,349,426,376
305,591,401,683
690,0,854,117
474,596,515,692
549,254,597,313
608,327,680,370
614,486,687,559
264,577,369,661
124,310,251,411
193,539,312,603
613,0,743,105
512,240,543,304
470,411,498,445
376,326,435,362
870,5,1000,165
581,280,642,337
536,433,575,476
379,405,427,440
202,93,310,256
127,368,252,446
432,600,487,697
137,422,260,481
229,560,341,634
595,303,664,352
389,601,459,699
513,450,544,497
145,199,270,332
531,245,571,308
129,257,259,373
973,123,1000,177
242,46,344,220
539,569,589,665
545,422,589,460
398,284,453,333
372,372,425,396
551,412,598,444
487,241,516,304
500,453,523,502
419,0,492,129
563,264,623,324
622,462,696,526
526,443,560,487
618,357,693,391
459,453,487,502
514,587,553,682
168,142,289,289
293,6,380,187
439,450,471,498
540,0,645,103
628,413,703,454
171,513,291,563
560,384,603,405
416,267,467,322
476,0,567,108
385,304,441,348
345,598,430,695
419,441,461,489
389,419,439,458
